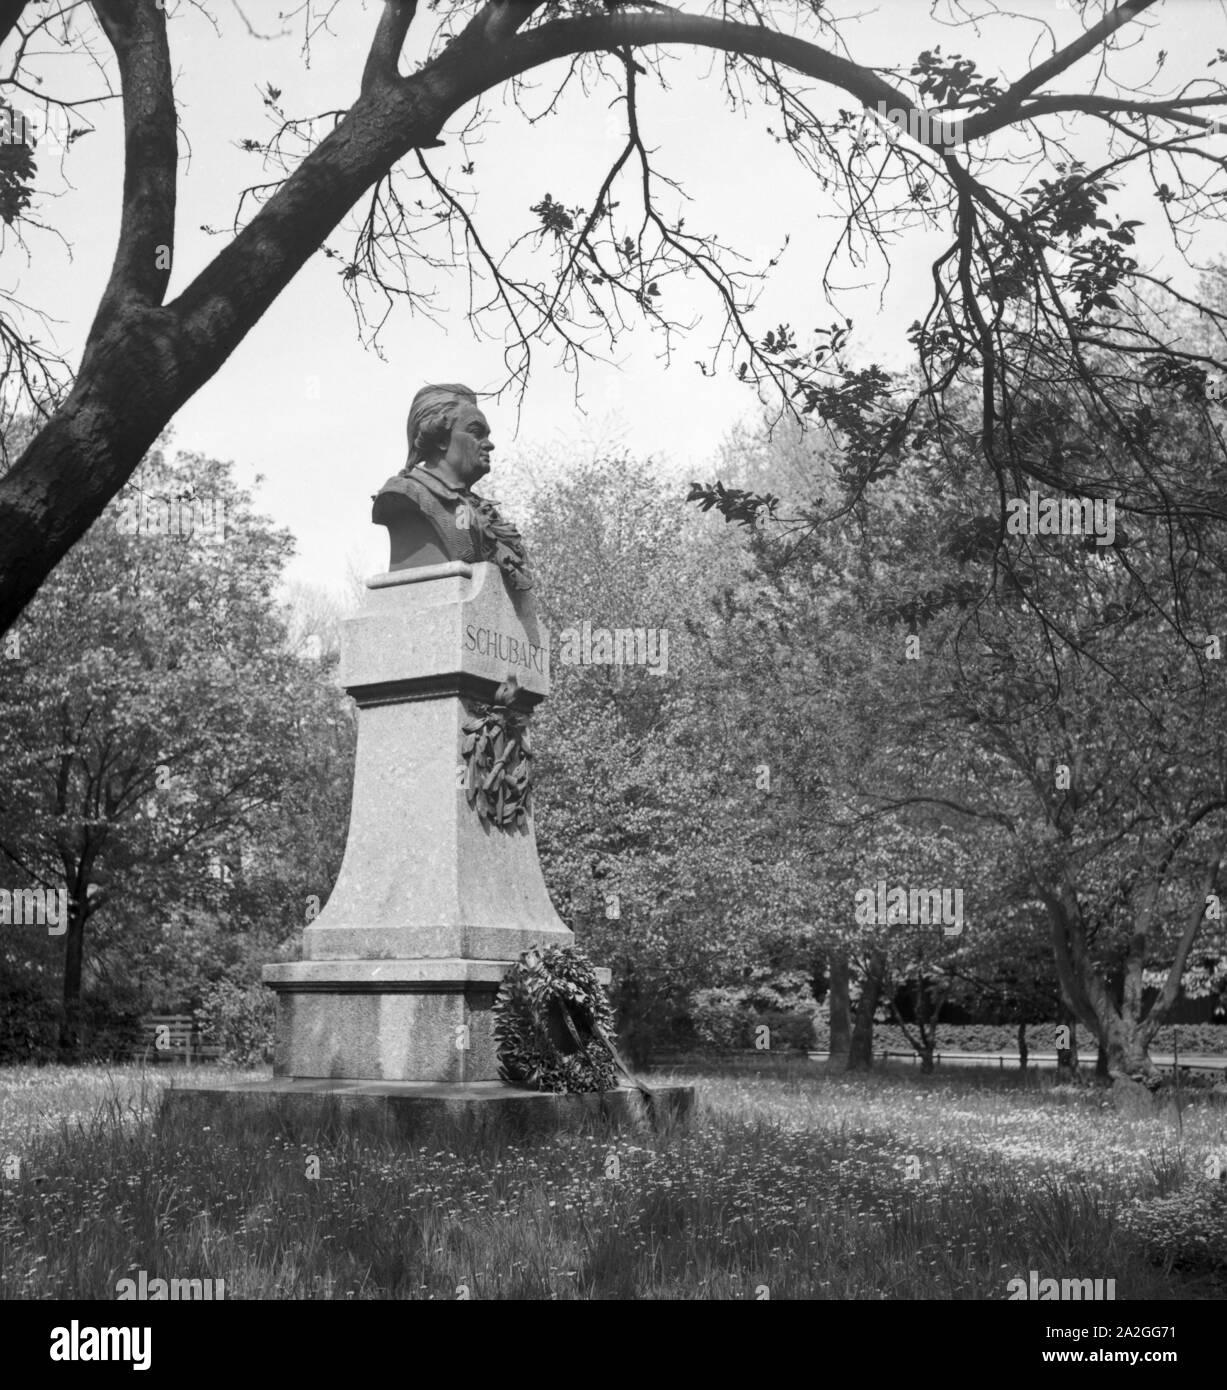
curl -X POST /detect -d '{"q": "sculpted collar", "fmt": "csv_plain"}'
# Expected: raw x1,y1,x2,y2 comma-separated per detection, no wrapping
400,464,531,592
407,466,481,505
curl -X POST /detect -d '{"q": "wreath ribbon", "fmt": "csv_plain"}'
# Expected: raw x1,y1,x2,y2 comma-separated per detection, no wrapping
523,949,655,1105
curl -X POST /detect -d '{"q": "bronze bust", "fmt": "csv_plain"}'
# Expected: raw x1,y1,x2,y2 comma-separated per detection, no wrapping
373,383,532,589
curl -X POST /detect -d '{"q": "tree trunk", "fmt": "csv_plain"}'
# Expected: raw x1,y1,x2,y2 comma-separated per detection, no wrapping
847,950,886,1071
1017,1019,1028,1071
0,380,159,639
1100,1013,1159,1086
1096,1040,1110,1080
1055,1002,1078,1083
1039,857,1223,1094
914,978,941,1074
58,900,88,1058
827,953,851,1064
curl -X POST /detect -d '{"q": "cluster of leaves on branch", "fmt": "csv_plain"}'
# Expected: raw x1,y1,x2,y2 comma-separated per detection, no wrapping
909,48,1001,110
0,104,35,225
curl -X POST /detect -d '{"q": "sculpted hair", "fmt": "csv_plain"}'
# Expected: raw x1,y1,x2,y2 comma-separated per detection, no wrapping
404,383,479,470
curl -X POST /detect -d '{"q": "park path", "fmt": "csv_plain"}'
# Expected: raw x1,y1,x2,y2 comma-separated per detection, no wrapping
809,1050,1227,1073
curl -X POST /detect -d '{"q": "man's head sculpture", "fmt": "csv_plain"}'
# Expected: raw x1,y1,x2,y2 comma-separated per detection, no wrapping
404,381,480,470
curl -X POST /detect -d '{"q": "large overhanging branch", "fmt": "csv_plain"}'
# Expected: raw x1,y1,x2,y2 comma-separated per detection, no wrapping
164,1,517,378
478,9,916,132
24,0,1224,405
477,0,1219,154
479,3,1225,457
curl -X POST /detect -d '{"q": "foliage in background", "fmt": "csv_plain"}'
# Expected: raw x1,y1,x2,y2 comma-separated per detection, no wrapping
3,0,1226,662
194,978,275,1068
0,427,353,1054
522,455,814,1059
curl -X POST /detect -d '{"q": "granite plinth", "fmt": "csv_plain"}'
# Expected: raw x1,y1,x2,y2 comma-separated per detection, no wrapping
299,561,571,964
159,1078,695,1145
342,560,550,701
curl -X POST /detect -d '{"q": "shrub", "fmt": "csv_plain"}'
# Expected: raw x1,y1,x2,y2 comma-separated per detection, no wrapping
195,979,275,1066
77,995,144,1061
613,1003,694,1069
1147,1023,1227,1056
1120,1181,1227,1274
0,982,143,1062
689,988,744,1051
0,978,58,1062
689,989,815,1052
755,1010,816,1052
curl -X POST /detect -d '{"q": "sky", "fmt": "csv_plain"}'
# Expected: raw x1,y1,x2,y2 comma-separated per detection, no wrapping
5,0,1225,598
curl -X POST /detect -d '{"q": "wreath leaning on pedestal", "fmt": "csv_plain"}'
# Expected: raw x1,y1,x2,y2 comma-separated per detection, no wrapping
494,945,629,1094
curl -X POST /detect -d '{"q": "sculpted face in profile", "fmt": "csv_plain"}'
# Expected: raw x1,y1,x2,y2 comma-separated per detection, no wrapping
433,401,493,491
372,383,532,589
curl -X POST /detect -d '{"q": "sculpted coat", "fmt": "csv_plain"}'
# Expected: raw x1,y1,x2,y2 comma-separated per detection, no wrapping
371,468,483,571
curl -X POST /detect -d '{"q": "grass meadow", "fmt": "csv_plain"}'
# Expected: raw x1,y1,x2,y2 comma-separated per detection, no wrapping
1,1059,1224,1300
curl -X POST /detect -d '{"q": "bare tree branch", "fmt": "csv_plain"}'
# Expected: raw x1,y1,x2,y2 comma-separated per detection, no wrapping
360,0,416,97
991,0,1161,116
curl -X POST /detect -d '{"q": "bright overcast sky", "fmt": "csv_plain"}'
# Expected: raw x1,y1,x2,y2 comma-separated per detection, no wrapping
7,0,1224,595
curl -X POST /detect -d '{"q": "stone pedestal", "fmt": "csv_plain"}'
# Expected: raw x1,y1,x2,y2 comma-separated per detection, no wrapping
300,561,570,963
164,555,695,1137
265,560,574,1083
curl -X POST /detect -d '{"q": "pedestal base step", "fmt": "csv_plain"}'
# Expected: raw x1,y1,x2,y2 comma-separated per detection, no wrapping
159,1077,695,1145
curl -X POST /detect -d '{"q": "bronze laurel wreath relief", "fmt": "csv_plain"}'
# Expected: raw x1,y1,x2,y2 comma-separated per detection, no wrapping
461,678,532,829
